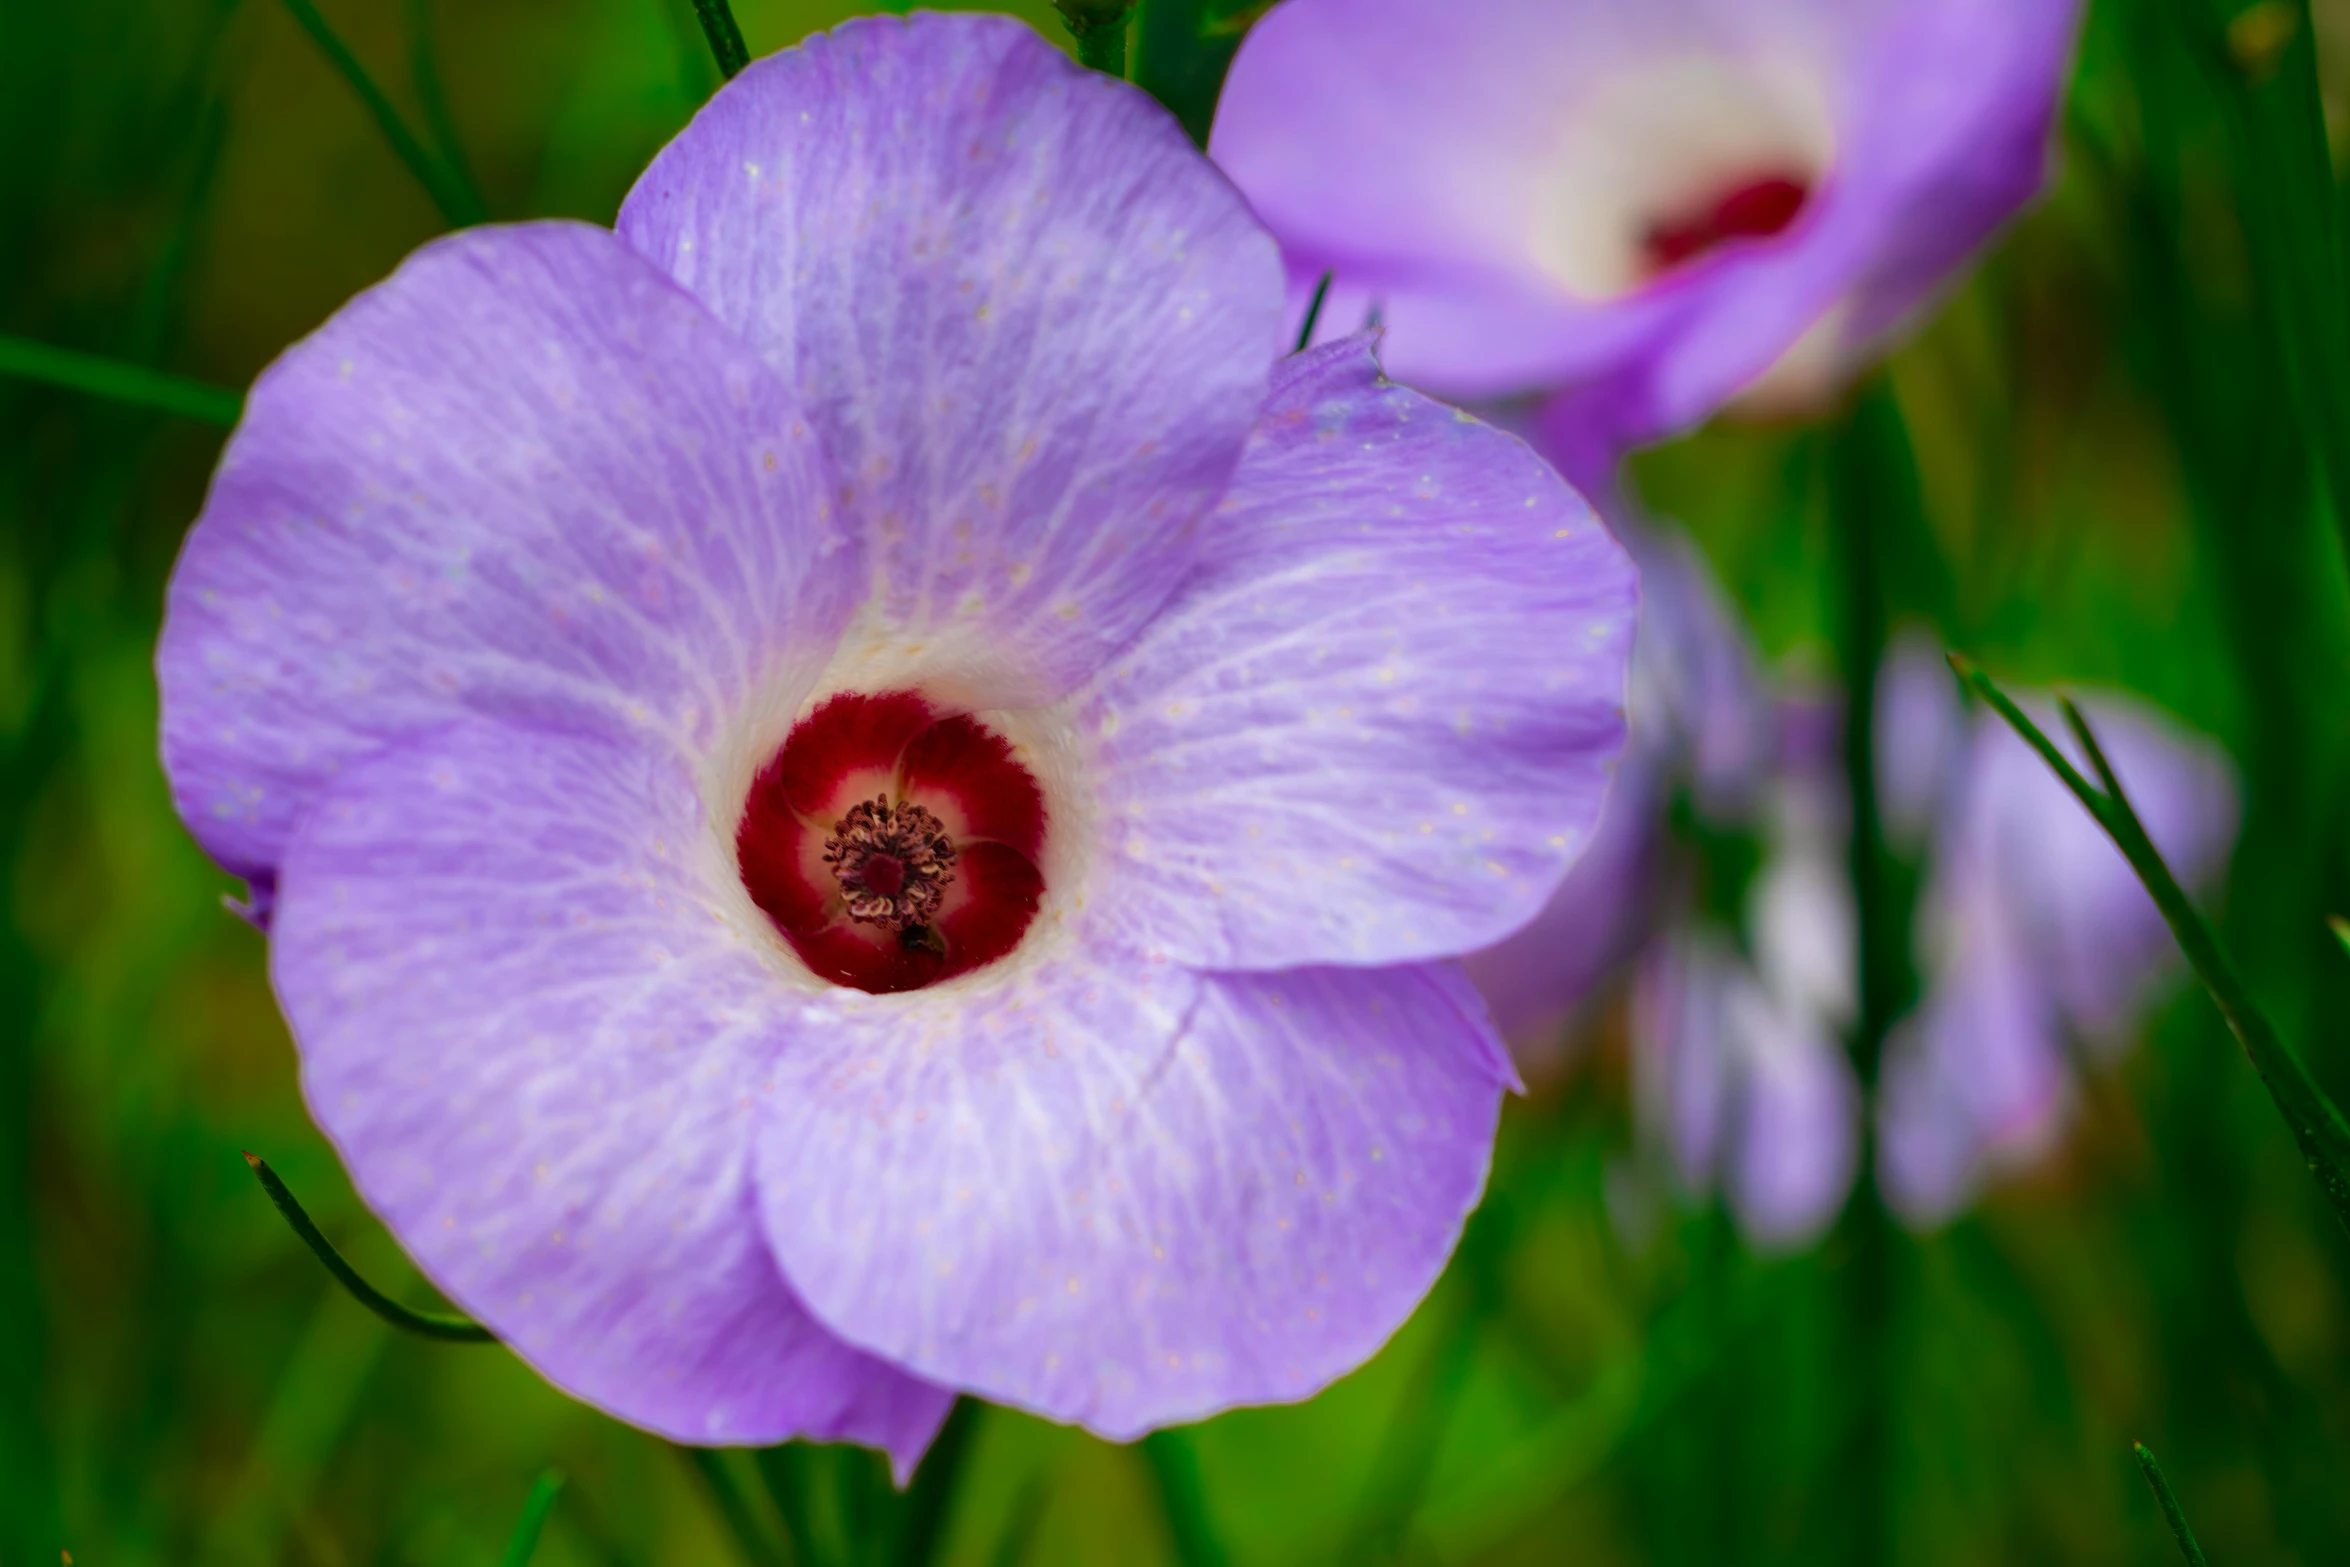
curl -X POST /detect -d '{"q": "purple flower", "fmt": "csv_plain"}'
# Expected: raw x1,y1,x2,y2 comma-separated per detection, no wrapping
1210,0,2079,447
157,16,1638,1469
1878,675,2238,1222
1463,518,1774,1052
1633,922,1860,1251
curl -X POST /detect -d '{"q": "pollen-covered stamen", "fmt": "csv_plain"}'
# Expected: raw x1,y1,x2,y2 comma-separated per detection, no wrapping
823,796,957,931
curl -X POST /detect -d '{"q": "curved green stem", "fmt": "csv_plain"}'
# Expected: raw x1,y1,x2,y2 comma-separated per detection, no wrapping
1949,657,2350,1238
277,0,486,227
243,1153,495,1342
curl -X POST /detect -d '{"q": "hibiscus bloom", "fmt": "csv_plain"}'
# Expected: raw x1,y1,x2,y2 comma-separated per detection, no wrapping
158,15,1635,1472
1210,0,2080,456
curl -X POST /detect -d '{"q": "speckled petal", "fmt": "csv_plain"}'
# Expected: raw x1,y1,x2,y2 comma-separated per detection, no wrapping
753,952,1508,1437
619,13,1285,703
1458,743,1663,1051
269,724,951,1471
158,222,852,890
1076,337,1635,970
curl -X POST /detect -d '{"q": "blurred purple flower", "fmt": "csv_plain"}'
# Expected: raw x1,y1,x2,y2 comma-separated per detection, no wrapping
1211,0,2079,449
1880,678,2239,1221
157,15,1637,1468
1634,911,1861,1250
1462,520,1771,1053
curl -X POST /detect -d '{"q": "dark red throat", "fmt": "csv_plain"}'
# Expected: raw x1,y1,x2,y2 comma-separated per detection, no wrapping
1641,175,1810,276
736,690,1047,994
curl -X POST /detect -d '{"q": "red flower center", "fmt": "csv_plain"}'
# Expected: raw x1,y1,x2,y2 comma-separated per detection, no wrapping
1641,175,1810,276
736,690,1048,994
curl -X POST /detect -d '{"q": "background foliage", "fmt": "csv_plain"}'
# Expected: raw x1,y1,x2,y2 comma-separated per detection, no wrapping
9,0,2350,1561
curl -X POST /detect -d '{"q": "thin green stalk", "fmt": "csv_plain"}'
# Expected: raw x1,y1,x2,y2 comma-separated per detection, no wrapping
241,1153,495,1342
1949,657,2350,1237
1140,1429,1227,1567
498,1470,566,1567
691,0,751,80
404,0,480,206
1828,387,1916,1077
1293,271,1332,354
684,1448,791,1567
2134,1443,2212,1567
277,0,486,227
1053,0,1137,76
2157,0,2350,581
986,1478,1048,1567
748,1444,821,1567
0,334,241,426
1826,383,1915,1567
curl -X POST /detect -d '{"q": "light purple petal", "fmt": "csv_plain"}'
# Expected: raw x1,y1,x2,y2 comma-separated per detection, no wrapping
1874,625,1967,849
1215,0,2078,440
268,725,951,1470
1746,771,1856,1031
1877,900,2068,1226
753,954,1507,1437
1722,970,1860,1250
1632,926,1858,1247
1457,518,1767,1046
1076,336,1635,971
1950,691,2238,1041
1623,520,1776,815
619,13,1285,704
1458,744,1663,1051
158,221,853,888
1632,928,1736,1198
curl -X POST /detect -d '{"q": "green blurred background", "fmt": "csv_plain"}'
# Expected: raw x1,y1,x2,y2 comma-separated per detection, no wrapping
10,0,2350,1561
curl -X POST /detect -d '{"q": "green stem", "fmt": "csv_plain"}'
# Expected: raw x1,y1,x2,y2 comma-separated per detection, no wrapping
2133,1443,2213,1567
1949,658,2350,1238
1053,0,1136,77
2157,0,2350,582
1828,387,1915,1076
1131,0,1249,144
691,0,751,80
277,0,487,227
1140,1429,1227,1567
498,1470,566,1567
685,1448,790,1567
1826,383,1914,1567
749,1444,822,1567
405,0,480,206
0,334,241,426
242,1153,495,1342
